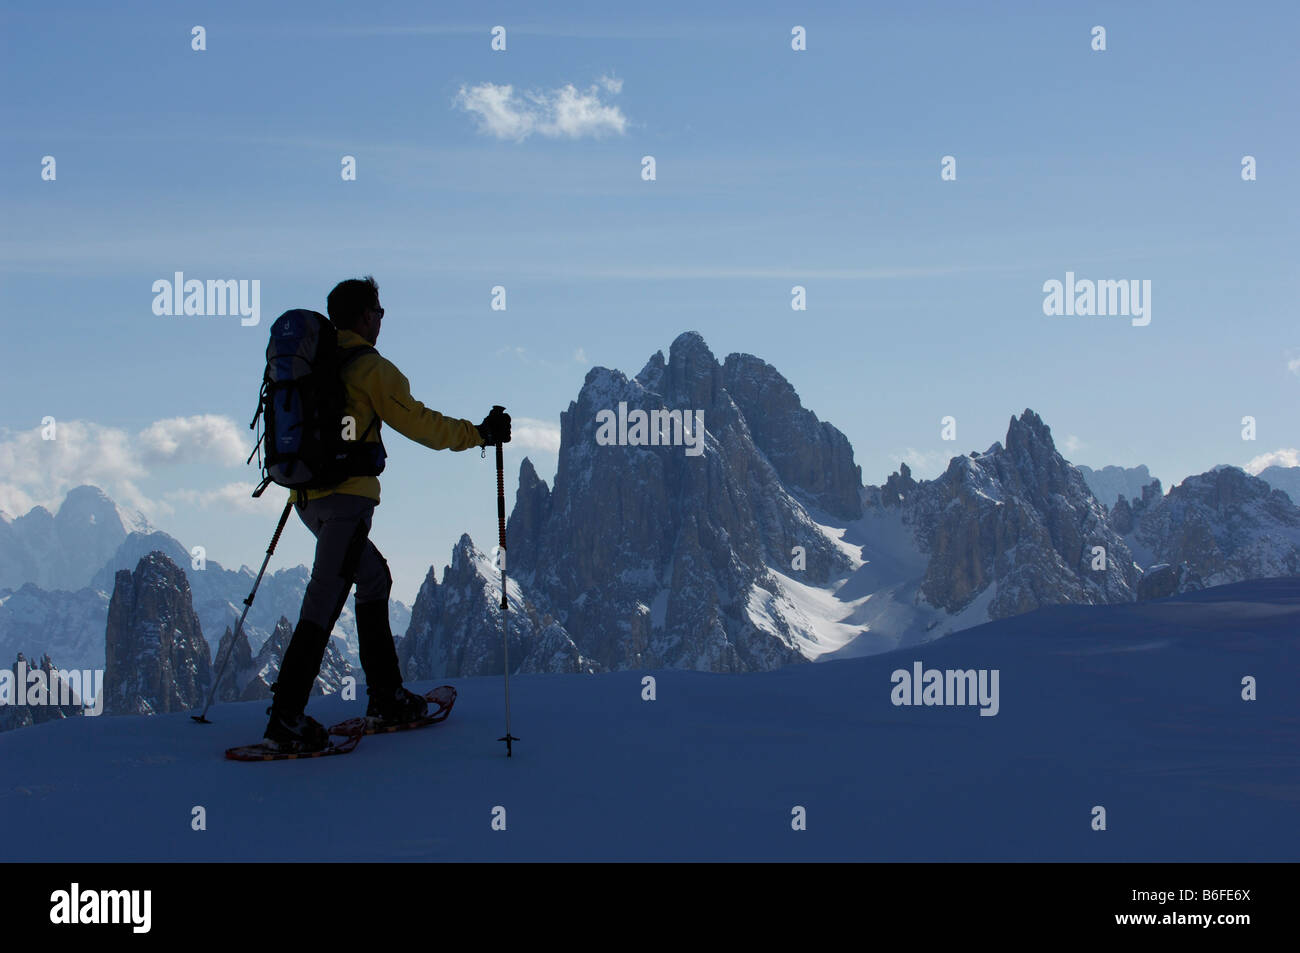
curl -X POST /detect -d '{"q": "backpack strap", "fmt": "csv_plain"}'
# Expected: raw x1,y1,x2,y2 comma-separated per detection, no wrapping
339,345,377,369
339,346,381,442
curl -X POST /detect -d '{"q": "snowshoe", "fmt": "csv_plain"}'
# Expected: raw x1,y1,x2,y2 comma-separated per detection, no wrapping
331,685,457,736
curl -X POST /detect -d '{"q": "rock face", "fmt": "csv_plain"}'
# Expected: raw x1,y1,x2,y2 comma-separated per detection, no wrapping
399,537,600,680
237,616,353,701
104,552,211,715
864,410,1139,621
1117,466,1300,589
492,331,859,673
89,531,409,673
1109,480,1162,536
405,332,862,675
720,353,862,520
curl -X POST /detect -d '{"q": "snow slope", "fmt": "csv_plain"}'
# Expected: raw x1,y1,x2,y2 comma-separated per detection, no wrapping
0,578,1295,862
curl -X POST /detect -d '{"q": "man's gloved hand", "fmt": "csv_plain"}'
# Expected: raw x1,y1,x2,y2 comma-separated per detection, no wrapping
477,407,512,446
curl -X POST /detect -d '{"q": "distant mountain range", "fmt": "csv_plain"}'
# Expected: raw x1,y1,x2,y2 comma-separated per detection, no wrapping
0,484,151,593
399,331,1300,679
1254,465,1300,506
1075,464,1156,509
0,486,408,693
6,331,1300,729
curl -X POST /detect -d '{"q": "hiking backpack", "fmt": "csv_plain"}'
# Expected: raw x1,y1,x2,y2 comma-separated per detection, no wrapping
248,309,386,497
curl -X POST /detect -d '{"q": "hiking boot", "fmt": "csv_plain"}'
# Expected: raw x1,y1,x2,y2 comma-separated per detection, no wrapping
263,705,330,752
365,686,428,727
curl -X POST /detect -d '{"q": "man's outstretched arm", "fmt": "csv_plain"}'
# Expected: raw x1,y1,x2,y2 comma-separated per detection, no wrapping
357,355,483,452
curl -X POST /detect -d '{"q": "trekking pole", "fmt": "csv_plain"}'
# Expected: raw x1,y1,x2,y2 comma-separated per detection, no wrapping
192,498,294,724
490,405,519,757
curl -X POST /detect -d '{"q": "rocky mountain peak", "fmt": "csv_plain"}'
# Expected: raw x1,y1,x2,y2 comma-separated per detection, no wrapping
104,551,210,715
634,349,667,391
666,330,723,409
57,485,125,529
447,533,482,579
399,535,598,680
1174,465,1276,510
1005,408,1053,454
1118,465,1300,589
448,331,858,673
865,408,1136,622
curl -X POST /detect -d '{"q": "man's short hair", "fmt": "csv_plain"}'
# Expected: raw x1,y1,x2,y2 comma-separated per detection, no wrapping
327,276,379,330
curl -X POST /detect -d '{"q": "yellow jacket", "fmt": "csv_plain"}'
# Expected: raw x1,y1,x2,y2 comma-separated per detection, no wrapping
289,329,484,504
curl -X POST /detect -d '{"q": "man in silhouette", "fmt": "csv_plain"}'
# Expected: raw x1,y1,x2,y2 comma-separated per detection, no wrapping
264,275,511,751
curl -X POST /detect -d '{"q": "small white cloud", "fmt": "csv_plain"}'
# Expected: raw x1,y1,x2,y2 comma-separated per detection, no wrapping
454,77,629,141
1244,448,1300,474
574,347,588,363
454,82,536,141
1061,434,1084,454
512,417,562,455
137,415,249,466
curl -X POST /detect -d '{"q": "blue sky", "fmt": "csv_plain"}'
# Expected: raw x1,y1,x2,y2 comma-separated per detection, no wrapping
1,0,1297,604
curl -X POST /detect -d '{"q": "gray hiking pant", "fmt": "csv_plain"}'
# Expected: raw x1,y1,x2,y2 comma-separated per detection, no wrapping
295,493,391,630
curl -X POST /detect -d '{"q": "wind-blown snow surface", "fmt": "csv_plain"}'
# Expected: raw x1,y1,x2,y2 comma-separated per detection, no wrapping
1,579,1296,862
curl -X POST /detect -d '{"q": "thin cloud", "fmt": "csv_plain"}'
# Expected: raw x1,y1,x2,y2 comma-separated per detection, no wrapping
301,24,688,40
454,78,629,141
548,263,1020,280
1244,448,1300,474
165,482,284,515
